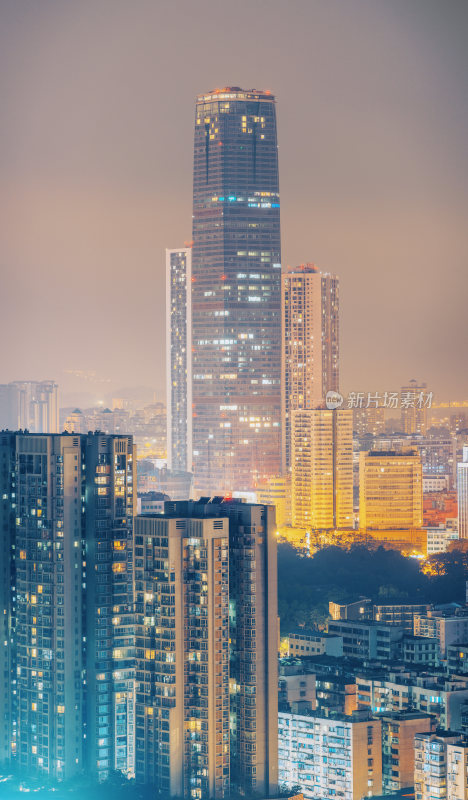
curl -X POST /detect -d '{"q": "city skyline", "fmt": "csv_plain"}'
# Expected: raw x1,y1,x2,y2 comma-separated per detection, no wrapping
2,0,468,399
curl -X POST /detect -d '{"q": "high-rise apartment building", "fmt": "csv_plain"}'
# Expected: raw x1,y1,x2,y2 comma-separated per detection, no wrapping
0,381,59,433
134,498,278,798
0,432,136,782
166,247,192,473
458,446,468,539
281,265,339,472
359,448,423,530
401,379,428,435
134,513,230,799
291,408,353,530
191,88,281,494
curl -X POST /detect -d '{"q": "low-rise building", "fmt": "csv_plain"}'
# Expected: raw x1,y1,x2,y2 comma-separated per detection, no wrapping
278,710,382,800
329,597,372,621
426,525,459,554
447,643,468,675
356,671,468,731
402,636,439,666
414,611,468,657
373,602,431,633
328,620,404,661
288,630,343,658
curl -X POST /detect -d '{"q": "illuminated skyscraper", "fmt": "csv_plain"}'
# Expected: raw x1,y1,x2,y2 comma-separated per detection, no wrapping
0,432,136,781
458,446,468,539
359,448,423,530
166,247,192,472
191,88,281,494
281,265,339,472
291,408,353,530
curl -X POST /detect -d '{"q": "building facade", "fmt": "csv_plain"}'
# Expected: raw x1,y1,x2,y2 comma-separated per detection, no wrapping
278,711,382,800
359,449,423,530
166,247,192,473
134,498,278,798
400,379,428,435
0,381,59,433
291,408,353,530
0,432,136,782
191,88,281,494
281,265,339,473
414,732,468,800
458,446,468,539
134,513,230,799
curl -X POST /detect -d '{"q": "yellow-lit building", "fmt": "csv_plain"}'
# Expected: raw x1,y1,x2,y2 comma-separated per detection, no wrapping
292,408,353,530
256,474,291,528
359,448,423,530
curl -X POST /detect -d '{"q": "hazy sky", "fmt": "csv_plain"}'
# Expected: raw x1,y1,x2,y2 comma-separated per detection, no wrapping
1,0,467,404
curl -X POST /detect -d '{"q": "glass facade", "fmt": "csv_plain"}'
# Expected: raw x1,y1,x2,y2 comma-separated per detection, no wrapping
191,88,281,494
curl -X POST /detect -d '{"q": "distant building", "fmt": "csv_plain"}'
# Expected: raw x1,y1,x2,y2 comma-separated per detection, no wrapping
353,405,385,438
447,643,468,675
329,598,372,621
458,446,468,539
373,602,431,633
359,448,423,530
426,525,459,554
278,710,382,800
400,379,428,435
0,381,59,433
256,474,291,528
423,474,450,492
281,265,339,472
166,247,192,473
292,408,353,530
414,611,468,657
137,490,169,515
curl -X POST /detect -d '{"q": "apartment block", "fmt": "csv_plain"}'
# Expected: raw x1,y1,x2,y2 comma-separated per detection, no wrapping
134,498,278,798
278,710,382,799
380,711,434,793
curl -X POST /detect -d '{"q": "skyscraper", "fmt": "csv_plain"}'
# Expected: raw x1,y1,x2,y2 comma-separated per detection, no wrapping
458,446,468,539
281,264,339,472
166,247,192,473
134,498,278,798
291,408,353,530
191,88,281,494
0,381,59,433
0,432,136,781
134,512,230,799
